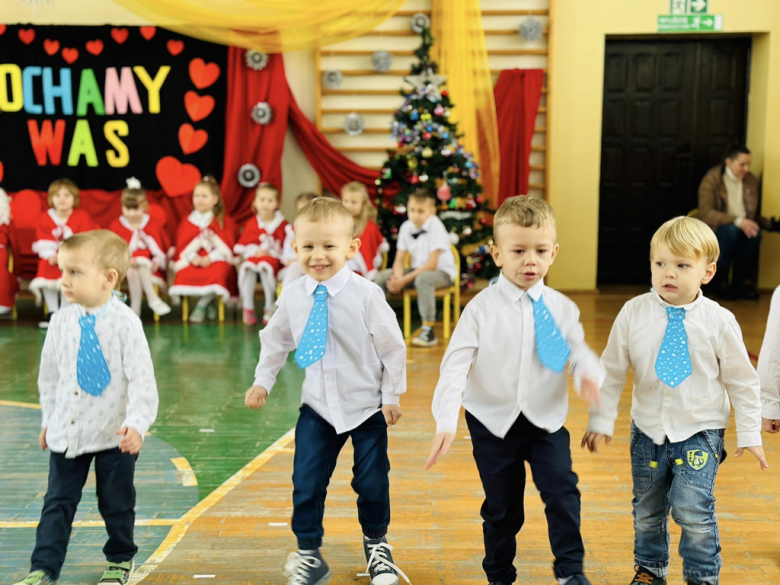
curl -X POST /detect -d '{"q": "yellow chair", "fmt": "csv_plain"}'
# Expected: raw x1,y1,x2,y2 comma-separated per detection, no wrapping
8,248,16,321
182,296,225,323
402,244,461,341
687,208,699,219
380,250,388,271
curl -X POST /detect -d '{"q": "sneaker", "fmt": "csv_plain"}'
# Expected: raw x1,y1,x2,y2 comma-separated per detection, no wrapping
206,303,217,321
98,561,134,584
189,305,206,323
283,550,331,585
148,297,172,316
630,566,666,585
411,328,437,347
38,313,52,330
360,536,409,585
262,307,276,326
13,570,56,585
244,308,258,326
565,576,591,585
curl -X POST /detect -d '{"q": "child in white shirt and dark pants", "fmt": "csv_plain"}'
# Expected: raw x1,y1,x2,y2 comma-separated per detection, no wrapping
583,216,768,585
427,196,602,585
245,198,408,585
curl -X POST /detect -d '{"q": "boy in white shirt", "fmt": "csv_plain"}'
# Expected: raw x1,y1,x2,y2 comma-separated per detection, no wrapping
427,196,602,585
582,216,767,585
14,230,159,585
374,189,457,347
758,285,780,432
245,198,408,585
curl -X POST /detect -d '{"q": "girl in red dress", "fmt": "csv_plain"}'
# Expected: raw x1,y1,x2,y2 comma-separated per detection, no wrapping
279,191,319,291
234,184,288,326
168,176,237,323
109,178,171,318
341,181,388,280
0,189,19,316
30,179,97,328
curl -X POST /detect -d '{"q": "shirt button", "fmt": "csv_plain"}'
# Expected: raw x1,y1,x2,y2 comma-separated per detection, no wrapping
70,421,75,425
74,391,78,396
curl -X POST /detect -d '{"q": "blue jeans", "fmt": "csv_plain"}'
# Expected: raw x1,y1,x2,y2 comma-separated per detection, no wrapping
291,405,390,550
715,223,761,287
631,423,725,585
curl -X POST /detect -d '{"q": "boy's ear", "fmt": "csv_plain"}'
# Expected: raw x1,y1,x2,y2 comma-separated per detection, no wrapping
105,268,119,289
490,243,502,267
346,237,361,260
702,261,717,285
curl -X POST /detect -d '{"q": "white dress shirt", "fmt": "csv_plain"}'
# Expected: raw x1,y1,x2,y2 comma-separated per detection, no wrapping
589,290,762,448
758,286,780,419
254,265,407,434
724,166,747,228
397,215,457,281
39,296,159,458
432,275,603,438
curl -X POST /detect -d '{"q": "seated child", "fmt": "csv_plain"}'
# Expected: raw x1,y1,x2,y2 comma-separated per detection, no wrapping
279,192,318,290
0,188,19,315
341,181,389,281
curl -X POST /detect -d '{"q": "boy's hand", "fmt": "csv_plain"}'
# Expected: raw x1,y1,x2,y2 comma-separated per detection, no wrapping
581,378,600,409
151,260,160,272
763,418,780,434
580,431,611,453
117,427,142,454
425,432,455,469
245,385,268,409
48,255,58,266
387,276,401,294
734,445,769,470
39,427,47,451
382,404,402,426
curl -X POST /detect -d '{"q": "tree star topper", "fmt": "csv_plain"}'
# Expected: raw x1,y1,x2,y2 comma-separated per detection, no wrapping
404,68,447,101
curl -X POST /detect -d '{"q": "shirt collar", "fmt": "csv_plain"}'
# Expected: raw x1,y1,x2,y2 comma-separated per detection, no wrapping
496,272,545,303
304,265,351,298
78,294,116,318
257,210,285,234
651,288,703,311
724,166,740,183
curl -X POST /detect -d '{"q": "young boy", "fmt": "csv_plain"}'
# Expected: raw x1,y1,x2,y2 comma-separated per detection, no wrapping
759,285,780,433
427,196,602,585
245,198,408,585
582,216,767,585
279,192,319,290
374,189,457,347
14,230,159,585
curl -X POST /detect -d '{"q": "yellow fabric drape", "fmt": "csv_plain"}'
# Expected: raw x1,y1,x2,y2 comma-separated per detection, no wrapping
111,0,406,53
432,0,499,208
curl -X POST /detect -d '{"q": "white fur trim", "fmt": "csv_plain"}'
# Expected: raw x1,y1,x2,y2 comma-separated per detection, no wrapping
168,283,232,303
32,239,59,259
238,260,277,288
0,189,10,227
256,210,286,236
119,214,150,231
29,277,62,304
187,210,215,229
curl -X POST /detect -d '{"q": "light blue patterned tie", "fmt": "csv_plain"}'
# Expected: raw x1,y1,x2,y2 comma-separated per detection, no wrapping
77,314,111,396
532,295,570,373
295,284,329,369
655,306,692,388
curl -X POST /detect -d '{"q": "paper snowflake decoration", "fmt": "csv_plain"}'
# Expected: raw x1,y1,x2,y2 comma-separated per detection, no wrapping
322,69,343,89
238,164,261,188
372,50,393,73
410,12,431,33
344,113,365,136
519,17,543,42
251,102,273,125
245,50,269,71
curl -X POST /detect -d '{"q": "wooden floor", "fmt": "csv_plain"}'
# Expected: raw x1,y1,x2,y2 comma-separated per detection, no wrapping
131,291,780,585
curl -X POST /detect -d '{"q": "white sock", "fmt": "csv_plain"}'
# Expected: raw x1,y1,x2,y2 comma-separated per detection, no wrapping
197,293,215,308
42,289,59,313
126,267,143,315
259,270,276,312
138,265,159,302
241,272,257,310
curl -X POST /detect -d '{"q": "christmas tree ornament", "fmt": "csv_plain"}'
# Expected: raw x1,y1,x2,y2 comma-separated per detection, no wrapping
375,179,382,185
372,50,393,73
410,12,431,33
383,168,393,179
238,164,261,188
344,113,365,136
519,17,543,42
251,102,273,125
322,69,343,89
410,110,420,121
405,68,447,102
437,184,452,201
420,174,429,182
410,175,419,184
245,50,269,71
442,148,452,157
423,132,432,140
422,146,433,158
434,105,444,116
449,231,460,245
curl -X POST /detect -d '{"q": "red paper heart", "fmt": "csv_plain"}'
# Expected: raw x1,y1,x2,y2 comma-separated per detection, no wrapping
156,157,202,198
0,162,4,182
0,25,6,36
44,39,59,56
140,26,156,40
111,27,129,44
18,28,35,45
61,48,79,64
86,39,104,56
189,58,220,89
179,124,208,155
167,39,184,56
184,91,215,122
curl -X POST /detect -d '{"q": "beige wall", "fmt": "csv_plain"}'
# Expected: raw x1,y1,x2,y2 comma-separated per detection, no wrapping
549,0,780,290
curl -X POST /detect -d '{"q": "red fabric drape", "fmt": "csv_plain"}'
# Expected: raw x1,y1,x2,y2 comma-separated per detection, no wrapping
494,69,545,204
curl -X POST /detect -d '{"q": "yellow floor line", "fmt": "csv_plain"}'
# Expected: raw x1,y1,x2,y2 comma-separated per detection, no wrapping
0,400,42,409
170,457,198,487
130,427,296,584
0,518,178,528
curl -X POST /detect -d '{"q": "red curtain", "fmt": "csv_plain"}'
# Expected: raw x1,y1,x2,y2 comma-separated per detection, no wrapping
494,69,545,204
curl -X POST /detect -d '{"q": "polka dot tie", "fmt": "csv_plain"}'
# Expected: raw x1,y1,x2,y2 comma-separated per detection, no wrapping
77,314,111,396
295,284,329,369
532,295,571,373
655,306,692,388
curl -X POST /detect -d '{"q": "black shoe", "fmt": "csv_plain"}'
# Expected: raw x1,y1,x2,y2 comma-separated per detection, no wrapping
565,576,591,585
736,286,759,300
411,328,437,347
283,549,331,585
717,282,737,301
362,536,408,585
630,566,666,584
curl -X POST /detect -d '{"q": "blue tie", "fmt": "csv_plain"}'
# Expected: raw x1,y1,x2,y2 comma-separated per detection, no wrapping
655,306,692,388
295,284,329,369
532,295,570,373
77,314,112,396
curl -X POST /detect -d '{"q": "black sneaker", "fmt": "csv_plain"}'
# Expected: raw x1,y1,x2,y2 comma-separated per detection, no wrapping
283,549,331,585
361,536,409,585
566,576,591,585
630,566,666,585
38,313,52,330
411,328,437,347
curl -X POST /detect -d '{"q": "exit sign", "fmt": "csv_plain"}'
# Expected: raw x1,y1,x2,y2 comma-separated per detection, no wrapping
658,14,724,32
670,0,708,14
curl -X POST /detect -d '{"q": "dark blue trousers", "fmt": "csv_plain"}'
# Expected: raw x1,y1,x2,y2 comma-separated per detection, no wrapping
466,411,584,584
31,448,138,580
291,404,390,550
715,224,761,288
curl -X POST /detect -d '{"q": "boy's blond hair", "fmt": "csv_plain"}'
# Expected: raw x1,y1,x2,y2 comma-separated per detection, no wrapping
295,192,319,208
494,196,556,240
295,196,355,237
60,230,131,287
341,181,377,234
48,178,80,208
650,216,720,264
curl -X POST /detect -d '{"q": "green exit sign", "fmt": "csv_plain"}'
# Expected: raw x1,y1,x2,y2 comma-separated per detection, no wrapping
658,14,724,32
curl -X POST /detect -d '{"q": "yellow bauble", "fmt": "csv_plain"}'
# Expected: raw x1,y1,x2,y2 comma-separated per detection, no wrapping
422,147,434,158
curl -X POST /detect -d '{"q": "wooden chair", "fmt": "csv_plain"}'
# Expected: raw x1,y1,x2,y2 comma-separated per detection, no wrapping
9,248,16,321
402,244,461,340
182,296,226,323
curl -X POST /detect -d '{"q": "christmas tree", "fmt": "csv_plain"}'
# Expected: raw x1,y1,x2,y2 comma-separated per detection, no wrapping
375,26,495,289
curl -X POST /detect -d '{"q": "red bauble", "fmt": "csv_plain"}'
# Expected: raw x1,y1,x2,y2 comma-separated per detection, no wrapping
442,90,448,96
423,132,432,140
410,175,420,184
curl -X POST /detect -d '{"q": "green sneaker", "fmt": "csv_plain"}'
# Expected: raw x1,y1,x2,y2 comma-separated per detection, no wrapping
206,303,217,321
98,561,134,585
189,305,206,323
13,570,56,585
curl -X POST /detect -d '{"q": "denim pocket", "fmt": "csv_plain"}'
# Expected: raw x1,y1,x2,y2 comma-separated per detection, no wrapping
630,423,653,496
678,429,722,488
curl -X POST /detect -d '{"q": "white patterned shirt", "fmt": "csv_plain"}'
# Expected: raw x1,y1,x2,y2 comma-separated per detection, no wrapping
39,295,159,458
